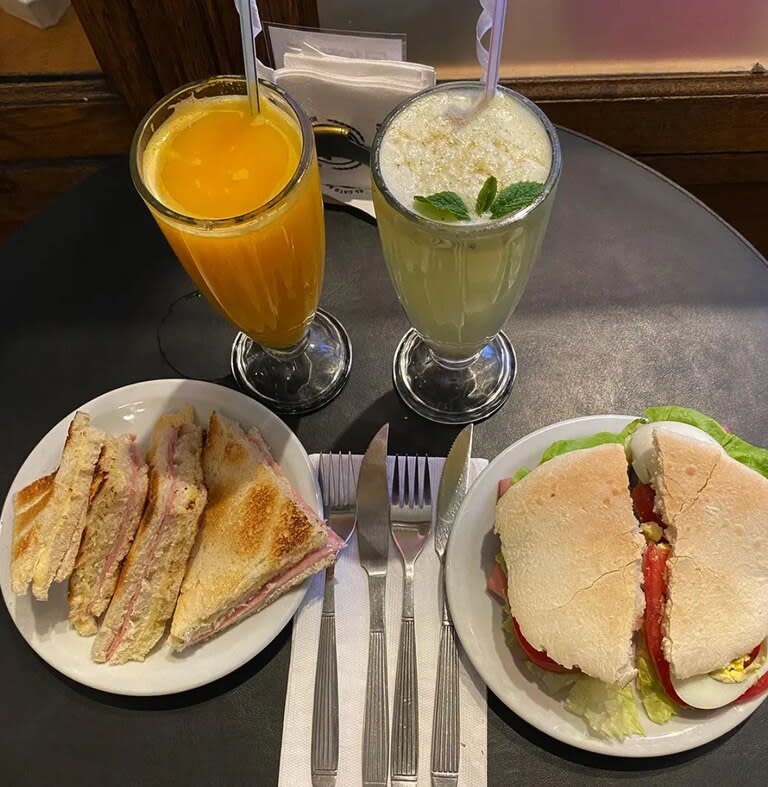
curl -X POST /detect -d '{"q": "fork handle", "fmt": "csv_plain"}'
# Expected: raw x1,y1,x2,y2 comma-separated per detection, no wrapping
363,575,388,786
311,569,339,787
391,615,418,782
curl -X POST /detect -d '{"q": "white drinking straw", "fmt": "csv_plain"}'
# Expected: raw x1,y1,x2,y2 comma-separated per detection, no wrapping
483,0,507,100
236,0,261,114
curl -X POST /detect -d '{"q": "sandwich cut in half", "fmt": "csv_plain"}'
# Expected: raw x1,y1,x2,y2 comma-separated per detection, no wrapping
493,442,646,686
169,411,345,650
68,434,149,636
628,420,768,710
12,411,105,600
91,405,207,663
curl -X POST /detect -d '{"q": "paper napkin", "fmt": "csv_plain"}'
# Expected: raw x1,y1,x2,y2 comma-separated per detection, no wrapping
278,454,488,787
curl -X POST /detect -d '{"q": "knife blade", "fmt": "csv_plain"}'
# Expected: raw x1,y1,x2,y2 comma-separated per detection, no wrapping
431,424,473,787
356,423,391,787
434,424,473,560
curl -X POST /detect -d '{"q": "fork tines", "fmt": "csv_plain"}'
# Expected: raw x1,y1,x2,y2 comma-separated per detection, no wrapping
319,451,355,512
391,455,431,509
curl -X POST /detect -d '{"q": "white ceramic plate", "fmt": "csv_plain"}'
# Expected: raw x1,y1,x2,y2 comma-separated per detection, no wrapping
0,379,320,696
446,414,766,757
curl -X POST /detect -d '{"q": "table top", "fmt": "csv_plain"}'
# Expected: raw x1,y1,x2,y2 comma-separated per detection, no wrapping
1,127,767,785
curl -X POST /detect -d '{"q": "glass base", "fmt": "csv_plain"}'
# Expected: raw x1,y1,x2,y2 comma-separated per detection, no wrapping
158,291,237,381
231,308,352,415
392,329,517,424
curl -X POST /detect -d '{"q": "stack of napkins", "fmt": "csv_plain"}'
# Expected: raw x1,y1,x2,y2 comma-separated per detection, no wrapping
261,50,435,216
278,454,488,787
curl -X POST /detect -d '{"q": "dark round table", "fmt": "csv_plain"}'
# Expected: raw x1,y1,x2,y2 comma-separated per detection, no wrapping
1,128,767,786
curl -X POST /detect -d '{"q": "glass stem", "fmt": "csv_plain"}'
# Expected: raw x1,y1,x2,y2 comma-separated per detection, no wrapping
263,329,310,361
428,346,481,371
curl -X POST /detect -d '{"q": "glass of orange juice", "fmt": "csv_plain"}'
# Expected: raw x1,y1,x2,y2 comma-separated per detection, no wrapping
130,76,351,413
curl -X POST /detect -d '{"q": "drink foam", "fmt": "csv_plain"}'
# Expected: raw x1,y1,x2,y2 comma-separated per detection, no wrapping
378,87,552,222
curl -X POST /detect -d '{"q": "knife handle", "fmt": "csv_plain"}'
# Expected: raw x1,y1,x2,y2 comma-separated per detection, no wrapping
431,621,460,783
363,627,389,786
311,569,338,787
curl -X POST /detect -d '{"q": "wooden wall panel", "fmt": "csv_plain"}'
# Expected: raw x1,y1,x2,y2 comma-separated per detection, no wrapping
1,79,133,162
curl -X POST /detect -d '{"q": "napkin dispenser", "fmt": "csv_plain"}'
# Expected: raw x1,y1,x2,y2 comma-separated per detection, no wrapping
262,49,435,216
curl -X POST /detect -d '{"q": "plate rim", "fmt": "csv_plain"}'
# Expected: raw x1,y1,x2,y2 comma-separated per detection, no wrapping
0,378,319,697
445,413,766,758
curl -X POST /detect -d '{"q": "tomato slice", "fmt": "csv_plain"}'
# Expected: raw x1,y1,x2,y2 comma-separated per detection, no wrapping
744,643,762,669
643,543,687,706
632,483,664,525
511,617,573,674
737,669,768,703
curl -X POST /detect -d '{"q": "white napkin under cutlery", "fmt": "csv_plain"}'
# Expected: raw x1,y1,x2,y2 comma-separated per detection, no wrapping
278,454,488,787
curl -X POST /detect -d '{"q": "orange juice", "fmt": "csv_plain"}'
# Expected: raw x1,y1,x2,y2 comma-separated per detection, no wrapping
142,94,324,349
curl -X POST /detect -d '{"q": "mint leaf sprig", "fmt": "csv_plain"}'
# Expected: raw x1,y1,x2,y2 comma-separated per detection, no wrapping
413,175,544,222
413,191,470,221
488,181,544,219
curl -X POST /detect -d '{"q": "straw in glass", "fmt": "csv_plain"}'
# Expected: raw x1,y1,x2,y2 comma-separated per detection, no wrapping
483,0,507,100
237,0,261,114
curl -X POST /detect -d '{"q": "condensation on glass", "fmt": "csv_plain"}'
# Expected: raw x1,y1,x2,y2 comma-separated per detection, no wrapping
318,0,768,77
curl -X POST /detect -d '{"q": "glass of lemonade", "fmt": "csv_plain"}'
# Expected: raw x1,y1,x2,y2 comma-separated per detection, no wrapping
131,76,351,414
372,82,561,424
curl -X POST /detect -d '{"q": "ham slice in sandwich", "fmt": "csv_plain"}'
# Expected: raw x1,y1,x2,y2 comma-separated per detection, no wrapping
12,411,105,600
169,411,344,650
68,433,149,636
91,405,206,663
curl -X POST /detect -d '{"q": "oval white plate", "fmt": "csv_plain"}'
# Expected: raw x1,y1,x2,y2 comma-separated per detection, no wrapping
446,414,766,757
0,379,319,697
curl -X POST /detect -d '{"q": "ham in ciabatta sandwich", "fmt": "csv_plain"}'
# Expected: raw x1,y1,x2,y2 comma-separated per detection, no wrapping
494,442,645,686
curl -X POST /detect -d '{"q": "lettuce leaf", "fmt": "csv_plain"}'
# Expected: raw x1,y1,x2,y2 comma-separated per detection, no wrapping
564,676,646,741
635,653,678,725
500,602,644,739
509,466,531,483
645,405,768,480
539,420,643,464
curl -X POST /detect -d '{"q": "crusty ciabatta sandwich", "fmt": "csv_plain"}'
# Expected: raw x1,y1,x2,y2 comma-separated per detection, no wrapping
68,433,149,636
12,411,105,600
628,420,768,709
494,442,645,686
169,411,344,651
91,405,206,663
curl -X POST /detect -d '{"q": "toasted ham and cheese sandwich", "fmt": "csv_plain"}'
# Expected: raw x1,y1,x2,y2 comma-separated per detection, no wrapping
169,411,344,650
91,405,206,663
68,434,149,636
494,442,645,686
12,411,105,600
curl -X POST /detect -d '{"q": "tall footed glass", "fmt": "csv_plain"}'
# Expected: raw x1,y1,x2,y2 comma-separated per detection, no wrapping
371,82,561,424
131,76,351,414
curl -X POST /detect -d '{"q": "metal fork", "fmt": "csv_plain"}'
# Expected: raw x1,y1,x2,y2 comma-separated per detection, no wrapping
390,455,433,784
311,452,357,787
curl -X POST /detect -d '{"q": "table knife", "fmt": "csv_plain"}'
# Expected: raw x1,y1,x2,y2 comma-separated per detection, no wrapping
431,424,473,787
356,424,392,787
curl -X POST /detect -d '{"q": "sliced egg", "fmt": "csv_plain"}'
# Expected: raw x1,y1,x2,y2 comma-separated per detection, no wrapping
670,641,768,709
628,421,720,484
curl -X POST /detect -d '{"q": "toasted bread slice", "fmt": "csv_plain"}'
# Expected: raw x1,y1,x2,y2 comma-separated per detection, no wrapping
68,434,149,636
91,405,206,663
652,430,768,678
169,411,343,650
12,411,105,599
495,443,645,686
